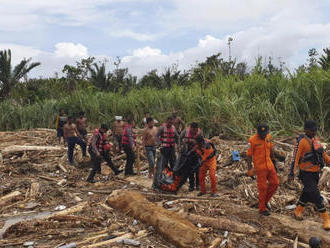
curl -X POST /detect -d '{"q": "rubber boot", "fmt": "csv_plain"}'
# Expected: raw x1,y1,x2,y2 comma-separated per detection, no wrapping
294,205,304,221
320,211,330,230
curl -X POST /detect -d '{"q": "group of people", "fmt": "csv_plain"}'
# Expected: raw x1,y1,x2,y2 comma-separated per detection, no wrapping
56,109,330,231
247,120,329,230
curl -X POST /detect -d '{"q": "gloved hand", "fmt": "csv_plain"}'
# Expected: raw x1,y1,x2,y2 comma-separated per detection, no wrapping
247,168,255,177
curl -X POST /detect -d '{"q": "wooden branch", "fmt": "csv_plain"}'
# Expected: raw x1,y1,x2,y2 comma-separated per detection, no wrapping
113,153,126,161
57,164,68,173
208,237,222,248
47,202,88,218
0,191,22,207
81,230,147,248
38,176,59,182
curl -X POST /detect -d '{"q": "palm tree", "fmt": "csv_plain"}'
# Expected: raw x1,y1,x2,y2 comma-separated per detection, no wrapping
318,48,330,70
0,49,40,99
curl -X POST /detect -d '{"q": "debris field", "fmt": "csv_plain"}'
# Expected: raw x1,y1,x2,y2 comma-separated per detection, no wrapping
0,129,329,248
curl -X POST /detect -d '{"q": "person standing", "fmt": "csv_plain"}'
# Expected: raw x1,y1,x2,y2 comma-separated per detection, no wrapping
63,116,87,165
180,122,203,191
122,118,136,176
112,116,124,154
142,117,158,178
87,124,122,183
156,116,179,170
246,124,279,216
76,111,88,142
195,136,217,197
55,109,67,145
290,120,330,230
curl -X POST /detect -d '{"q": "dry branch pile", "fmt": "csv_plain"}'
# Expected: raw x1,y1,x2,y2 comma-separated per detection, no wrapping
0,129,329,248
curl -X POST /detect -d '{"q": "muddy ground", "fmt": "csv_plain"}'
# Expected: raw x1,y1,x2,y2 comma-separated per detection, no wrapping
0,129,329,248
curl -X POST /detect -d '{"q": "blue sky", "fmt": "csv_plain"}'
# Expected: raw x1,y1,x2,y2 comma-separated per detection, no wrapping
0,0,329,78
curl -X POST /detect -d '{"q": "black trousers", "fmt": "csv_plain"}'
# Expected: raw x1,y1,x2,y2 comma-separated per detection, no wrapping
160,146,176,170
123,144,135,175
67,136,86,164
189,168,200,189
87,149,119,181
298,171,325,212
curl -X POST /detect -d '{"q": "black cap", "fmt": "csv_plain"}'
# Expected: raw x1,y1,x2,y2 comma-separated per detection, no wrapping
309,237,322,248
195,135,205,145
257,123,269,135
101,124,109,131
304,120,317,131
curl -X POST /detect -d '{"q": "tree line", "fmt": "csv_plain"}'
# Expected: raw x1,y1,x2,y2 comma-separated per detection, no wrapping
0,47,329,105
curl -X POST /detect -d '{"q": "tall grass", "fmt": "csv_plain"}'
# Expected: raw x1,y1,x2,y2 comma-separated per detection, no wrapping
1,69,329,140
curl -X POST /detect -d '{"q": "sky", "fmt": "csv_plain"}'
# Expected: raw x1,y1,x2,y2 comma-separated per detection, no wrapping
0,0,329,78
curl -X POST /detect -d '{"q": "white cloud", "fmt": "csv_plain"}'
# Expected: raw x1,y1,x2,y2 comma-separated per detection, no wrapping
164,0,320,31
108,30,157,41
54,43,88,58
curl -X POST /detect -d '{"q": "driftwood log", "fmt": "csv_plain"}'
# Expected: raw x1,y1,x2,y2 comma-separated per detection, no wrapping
1,145,66,155
107,190,204,248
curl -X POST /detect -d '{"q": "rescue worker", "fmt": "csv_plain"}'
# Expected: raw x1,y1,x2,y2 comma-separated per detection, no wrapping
87,124,122,183
63,116,87,165
180,122,203,191
195,136,217,197
122,118,136,176
246,124,279,216
55,109,67,145
156,116,179,170
290,120,330,230
142,117,158,178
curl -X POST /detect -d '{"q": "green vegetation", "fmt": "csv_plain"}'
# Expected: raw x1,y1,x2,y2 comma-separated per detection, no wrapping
0,48,329,140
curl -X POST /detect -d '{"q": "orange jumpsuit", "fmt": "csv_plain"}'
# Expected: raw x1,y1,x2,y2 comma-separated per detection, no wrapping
247,133,279,212
196,142,217,194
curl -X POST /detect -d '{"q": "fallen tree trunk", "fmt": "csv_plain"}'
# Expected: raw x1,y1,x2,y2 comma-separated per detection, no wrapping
2,145,66,155
183,213,258,234
0,191,22,207
107,190,204,248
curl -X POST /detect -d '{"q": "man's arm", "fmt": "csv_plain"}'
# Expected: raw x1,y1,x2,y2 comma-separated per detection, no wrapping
323,151,330,165
90,135,100,155
127,127,134,148
293,141,305,174
173,127,180,144
73,124,83,139
156,126,163,144
179,130,186,147
63,125,68,139
55,115,59,129
142,128,147,146
246,138,254,173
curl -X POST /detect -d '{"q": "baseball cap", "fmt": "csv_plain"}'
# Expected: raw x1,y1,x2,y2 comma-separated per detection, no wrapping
257,123,269,135
304,120,317,131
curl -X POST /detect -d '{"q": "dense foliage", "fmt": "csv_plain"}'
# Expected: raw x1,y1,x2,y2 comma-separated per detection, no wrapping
0,48,329,140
